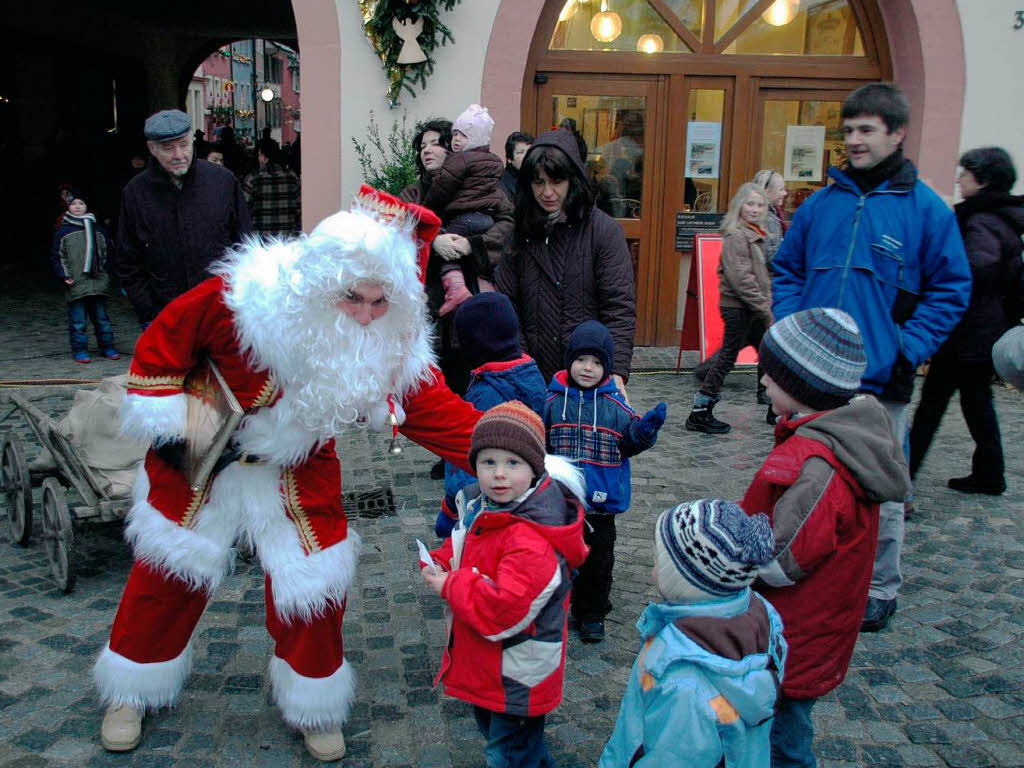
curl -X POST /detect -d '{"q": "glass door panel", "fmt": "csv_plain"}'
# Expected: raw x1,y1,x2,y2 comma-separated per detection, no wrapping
552,93,646,222
677,86,727,332
757,91,844,216
538,77,661,344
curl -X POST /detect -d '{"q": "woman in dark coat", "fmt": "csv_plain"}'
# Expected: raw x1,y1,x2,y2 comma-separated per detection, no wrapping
399,119,514,396
909,147,1024,495
496,129,636,391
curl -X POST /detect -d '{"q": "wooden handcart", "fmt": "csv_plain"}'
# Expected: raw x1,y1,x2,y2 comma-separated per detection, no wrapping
1,392,131,593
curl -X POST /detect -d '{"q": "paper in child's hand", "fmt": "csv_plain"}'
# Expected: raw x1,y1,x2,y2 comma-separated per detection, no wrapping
416,538,438,575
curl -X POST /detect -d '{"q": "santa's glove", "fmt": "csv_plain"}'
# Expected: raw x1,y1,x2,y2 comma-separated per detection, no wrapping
154,439,187,471
637,402,668,442
439,269,473,317
366,397,407,432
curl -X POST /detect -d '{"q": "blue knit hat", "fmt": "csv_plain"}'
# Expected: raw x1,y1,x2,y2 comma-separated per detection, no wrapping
654,499,773,602
759,307,867,411
454,293,521,370
566,320,614,376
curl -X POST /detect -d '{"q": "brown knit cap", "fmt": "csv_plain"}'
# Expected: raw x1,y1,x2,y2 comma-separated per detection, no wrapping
469,401,547,478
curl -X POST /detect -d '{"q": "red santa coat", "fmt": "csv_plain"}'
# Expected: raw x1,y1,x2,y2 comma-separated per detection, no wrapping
120,274,481,623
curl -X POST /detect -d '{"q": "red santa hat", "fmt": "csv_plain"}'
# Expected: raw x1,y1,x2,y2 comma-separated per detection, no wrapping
351,184,440,283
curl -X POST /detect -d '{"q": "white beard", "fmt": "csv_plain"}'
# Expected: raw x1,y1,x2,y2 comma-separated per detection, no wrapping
268,297,416,440
221,214,438,452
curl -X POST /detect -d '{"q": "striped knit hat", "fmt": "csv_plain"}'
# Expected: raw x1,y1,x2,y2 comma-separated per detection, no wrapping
469,401,547,478
655,500,774,603
759,307,866,411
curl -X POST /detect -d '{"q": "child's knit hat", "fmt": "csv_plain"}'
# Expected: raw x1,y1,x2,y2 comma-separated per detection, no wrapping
453,104,494,150
565,320,614,376
469,401,546,478
654,499,774,603
759,307,866,411
455,293,522,370
66,189,87,206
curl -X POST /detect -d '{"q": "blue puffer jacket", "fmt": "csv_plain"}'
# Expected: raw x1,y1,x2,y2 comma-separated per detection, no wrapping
437,355,547,538
543,371,657,514
599,592,787,768
772,161,971,399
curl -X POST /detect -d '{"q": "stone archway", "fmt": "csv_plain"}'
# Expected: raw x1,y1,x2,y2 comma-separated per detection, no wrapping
292,0,343,231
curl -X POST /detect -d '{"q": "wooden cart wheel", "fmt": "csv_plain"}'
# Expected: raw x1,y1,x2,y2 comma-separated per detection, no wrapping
41,478,75,593
2,432,33,546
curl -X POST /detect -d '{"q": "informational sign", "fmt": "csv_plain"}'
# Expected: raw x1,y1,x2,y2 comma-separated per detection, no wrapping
675,212,723,251
784,125,826,182
696,233,759,366
684,121,722,179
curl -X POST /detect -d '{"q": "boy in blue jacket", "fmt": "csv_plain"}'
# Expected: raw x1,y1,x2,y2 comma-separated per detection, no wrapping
545,320,667,642
600,499,786,768
436,292,547,538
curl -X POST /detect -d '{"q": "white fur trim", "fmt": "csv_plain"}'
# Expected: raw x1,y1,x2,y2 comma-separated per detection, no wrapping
124,464,238,593
94,643,193,711
119,393,187,446
260,529,362,626
544,454,587,507
218,461,361,624
269,655,356,731
234,395,323,466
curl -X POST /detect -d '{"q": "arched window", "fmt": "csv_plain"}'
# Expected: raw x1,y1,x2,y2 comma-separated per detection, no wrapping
550,0,866,56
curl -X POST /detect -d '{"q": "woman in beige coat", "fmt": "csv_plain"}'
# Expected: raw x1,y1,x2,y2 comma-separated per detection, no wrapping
686,183,773,434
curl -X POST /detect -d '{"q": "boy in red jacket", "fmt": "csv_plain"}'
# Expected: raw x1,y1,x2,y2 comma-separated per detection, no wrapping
422,401,588,767
740,308,910,767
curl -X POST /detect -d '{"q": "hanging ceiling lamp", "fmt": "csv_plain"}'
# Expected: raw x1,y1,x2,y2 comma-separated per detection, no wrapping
762,0,800,26
636,33,664,54
591,0,623,43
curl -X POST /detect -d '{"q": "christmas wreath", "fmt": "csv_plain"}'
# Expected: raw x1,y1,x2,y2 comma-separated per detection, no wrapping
358,0,462,106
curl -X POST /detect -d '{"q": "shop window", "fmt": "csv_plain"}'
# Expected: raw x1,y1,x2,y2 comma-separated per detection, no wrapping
550,0,701,52
720,0,865,55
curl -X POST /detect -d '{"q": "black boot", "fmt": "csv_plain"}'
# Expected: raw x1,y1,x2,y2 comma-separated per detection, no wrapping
429,458,446,480
756,384,770,405
686,395,731,434
948,475,1005,495
766,405,778,425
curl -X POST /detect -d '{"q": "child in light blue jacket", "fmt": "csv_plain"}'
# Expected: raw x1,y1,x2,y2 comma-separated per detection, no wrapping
600,499,787,768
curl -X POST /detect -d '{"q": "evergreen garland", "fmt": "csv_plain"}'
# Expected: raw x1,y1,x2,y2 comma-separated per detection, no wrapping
358,0,462,107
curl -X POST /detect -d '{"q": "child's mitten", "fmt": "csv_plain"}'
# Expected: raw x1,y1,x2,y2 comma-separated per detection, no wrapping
637,402,668,441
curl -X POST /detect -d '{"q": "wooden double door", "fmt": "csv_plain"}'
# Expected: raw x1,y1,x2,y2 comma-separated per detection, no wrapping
535,74,862,346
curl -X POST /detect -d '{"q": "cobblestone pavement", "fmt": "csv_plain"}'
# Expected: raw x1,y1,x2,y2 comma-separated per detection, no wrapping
2,289,1024,767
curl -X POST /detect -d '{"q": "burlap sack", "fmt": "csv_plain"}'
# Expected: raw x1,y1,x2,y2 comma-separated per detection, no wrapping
56,375,148,498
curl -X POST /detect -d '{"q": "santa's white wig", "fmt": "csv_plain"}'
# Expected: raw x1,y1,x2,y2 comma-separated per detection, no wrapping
218,209,436,441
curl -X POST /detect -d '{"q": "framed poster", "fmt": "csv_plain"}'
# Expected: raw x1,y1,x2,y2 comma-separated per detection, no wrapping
684,121,722,179
784,124,826,182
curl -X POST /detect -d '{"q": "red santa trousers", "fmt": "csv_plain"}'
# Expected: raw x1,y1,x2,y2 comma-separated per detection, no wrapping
94,560,354,731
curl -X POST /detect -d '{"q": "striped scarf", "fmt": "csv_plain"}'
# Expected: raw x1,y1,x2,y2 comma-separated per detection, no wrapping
63,212,98,274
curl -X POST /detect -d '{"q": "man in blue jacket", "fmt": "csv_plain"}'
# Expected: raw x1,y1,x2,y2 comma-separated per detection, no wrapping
771,83,971,633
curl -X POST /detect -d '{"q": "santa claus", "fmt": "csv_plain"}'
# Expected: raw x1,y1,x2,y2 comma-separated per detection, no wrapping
94,191,480,761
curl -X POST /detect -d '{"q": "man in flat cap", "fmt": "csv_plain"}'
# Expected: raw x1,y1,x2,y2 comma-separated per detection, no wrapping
115,109,252,326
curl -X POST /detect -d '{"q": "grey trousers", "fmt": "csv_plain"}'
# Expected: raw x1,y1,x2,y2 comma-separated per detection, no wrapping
870,399,910,601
